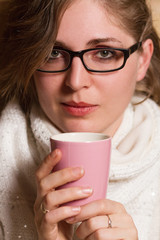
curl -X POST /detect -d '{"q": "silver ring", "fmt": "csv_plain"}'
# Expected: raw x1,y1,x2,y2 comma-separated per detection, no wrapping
40,202,50,214
108,215,112,228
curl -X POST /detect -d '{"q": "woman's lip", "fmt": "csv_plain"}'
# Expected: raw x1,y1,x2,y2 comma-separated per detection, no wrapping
61,102,98,116
63,101,96,107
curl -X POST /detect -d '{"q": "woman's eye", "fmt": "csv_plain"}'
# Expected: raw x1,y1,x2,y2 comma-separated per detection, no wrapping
97,50,114,58
51,50,62,58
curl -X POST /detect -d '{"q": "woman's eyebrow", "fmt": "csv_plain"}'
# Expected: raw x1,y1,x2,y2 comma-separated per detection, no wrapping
53,37,123,49
86,37,123,47
54,41,68,48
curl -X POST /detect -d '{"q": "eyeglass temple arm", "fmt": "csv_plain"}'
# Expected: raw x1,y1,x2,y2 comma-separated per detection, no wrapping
129,42,142,55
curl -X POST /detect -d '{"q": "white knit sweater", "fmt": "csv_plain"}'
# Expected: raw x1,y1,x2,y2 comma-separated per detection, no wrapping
0,97,160,240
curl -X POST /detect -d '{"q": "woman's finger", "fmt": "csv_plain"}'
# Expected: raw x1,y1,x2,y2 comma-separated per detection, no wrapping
85,227,137,240
76,214,136,239
66,199,126,223
42,186,93,210
35,149,62,181
76,215,108,238
40,206,81,231
39,166,84,193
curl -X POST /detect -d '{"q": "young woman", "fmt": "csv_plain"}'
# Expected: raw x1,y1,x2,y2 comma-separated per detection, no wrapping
0,0,160,239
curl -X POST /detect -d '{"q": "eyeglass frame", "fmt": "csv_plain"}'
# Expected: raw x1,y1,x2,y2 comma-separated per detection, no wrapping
37,42,142,73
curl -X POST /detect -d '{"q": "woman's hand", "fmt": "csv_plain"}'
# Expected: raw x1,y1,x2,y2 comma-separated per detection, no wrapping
34,149,93,240
66,199,138,240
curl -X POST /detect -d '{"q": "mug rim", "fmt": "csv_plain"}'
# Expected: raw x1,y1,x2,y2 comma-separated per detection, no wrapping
51,132,111,143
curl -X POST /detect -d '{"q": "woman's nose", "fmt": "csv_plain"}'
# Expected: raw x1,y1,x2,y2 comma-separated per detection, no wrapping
65,57,92,91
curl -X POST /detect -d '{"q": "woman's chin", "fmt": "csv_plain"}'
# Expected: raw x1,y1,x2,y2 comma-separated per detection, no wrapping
60,125,101,133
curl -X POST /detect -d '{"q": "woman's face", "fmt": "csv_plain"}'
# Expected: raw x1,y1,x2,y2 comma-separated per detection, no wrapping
34,0,146,136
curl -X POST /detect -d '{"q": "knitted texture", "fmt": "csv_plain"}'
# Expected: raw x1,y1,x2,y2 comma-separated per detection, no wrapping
0,97,160,239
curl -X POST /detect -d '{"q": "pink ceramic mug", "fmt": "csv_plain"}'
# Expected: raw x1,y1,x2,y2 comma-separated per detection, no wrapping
50,132,111,206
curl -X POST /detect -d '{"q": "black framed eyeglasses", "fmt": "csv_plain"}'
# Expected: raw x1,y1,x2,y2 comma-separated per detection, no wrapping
37,42,142,73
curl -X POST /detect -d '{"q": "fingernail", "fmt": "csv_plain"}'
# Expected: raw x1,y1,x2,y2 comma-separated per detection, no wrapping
65,207,80,224
71,206,81,212
72,167,84,177
51,149,58,158
66,216,76,223
81,187,93,195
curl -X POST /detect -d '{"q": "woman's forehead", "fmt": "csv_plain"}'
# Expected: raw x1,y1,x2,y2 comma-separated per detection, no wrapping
56,0,134,50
